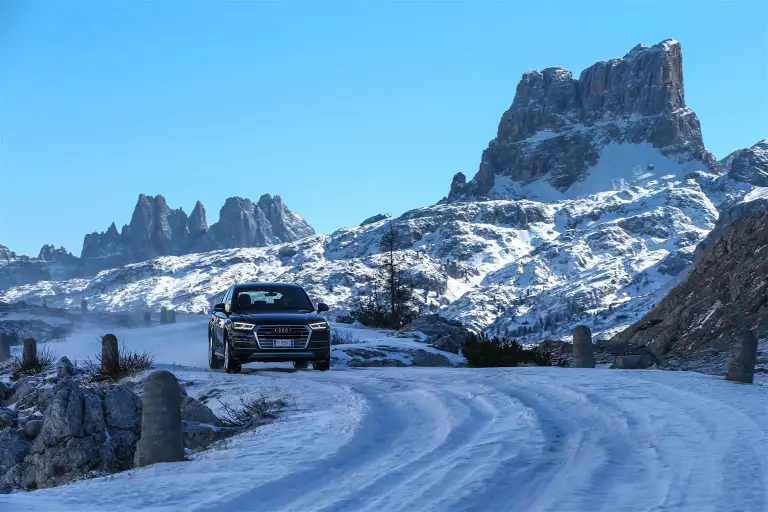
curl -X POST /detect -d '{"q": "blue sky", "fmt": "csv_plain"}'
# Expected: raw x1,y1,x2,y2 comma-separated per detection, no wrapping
2,1,767,257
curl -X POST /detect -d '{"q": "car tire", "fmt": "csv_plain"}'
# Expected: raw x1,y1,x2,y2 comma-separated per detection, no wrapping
223,337,242,374
293,361,309,370
208,331,224,370
314,359,330,371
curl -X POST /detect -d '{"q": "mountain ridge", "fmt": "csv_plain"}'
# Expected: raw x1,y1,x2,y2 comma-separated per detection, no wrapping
0,192,314,289
2,39,765,354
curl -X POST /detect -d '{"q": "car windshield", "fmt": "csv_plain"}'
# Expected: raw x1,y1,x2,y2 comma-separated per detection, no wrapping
232,286,314,312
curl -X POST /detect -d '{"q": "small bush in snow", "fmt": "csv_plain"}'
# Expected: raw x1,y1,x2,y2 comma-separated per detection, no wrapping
219,393,288,427
462,333,555,368
8,344,56,380
331,330,363,345
83,342,154,381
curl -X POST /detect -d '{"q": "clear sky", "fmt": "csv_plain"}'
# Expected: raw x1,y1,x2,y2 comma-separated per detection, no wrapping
2,1,767,257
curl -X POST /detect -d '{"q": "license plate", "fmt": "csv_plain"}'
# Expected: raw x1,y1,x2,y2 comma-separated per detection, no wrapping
274,339,294,348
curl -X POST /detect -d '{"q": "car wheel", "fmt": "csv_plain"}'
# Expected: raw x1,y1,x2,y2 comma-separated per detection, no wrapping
314,359,330,371
223,337,241,374
208,331,223,370
293,361,309,370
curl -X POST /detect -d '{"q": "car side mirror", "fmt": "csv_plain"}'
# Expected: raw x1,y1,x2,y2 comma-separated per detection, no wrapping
213,303,226,313
317,302,329,313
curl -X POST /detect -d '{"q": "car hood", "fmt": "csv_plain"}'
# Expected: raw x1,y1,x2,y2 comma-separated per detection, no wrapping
230,311,325,325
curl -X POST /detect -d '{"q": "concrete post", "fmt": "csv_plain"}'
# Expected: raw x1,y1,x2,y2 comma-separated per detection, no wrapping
726,329,759,384
572,325,595,368
134,370,185,467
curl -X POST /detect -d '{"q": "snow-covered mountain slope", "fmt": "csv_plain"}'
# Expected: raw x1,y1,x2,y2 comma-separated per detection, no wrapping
1,39,762,346
2,315,767,512
0,163,748,343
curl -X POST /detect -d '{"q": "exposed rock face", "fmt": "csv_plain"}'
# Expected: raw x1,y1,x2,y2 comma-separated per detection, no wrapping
360,214,387,226
395,314,472,354
0,192,313,287
193,195,314,252
82,193,312,273
722,139,768,187
0,244,79,290
448,40,716,201
611,205,768,369
6,379,131,489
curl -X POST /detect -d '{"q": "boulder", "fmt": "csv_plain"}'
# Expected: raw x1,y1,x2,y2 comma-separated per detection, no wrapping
0,382,11,403
0,428,30,478
182,421,240,451
56,356,75,379
411,349,453,367
23,419,43,440
180,396,222,426
0,408,17,428
612,354,653,369
395,314,470,354
2,379,144,490
14,380,112,489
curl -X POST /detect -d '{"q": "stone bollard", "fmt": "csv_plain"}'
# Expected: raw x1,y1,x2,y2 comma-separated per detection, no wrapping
725,329,759,384
572,325,595,368
143,312,152,326
168,310,176,324
134,370,185,467
22,338,37,368
101,334,120,376
160,307,168,325
81,299,88,314
0,333,11,361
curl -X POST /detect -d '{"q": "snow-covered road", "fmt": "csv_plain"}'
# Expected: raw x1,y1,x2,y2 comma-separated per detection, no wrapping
2,317,767,512
4,365,768,512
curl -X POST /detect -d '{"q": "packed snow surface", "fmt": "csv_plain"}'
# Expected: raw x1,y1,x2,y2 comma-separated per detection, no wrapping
2,316,767,512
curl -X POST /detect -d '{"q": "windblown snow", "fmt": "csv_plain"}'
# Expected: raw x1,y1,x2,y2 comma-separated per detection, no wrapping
0,143,751,343
1,315,766,512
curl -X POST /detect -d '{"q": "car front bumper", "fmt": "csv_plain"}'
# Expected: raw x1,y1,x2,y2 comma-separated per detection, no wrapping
230,329,331,362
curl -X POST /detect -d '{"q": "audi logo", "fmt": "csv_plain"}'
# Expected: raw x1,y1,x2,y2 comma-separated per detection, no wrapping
275,327,291,334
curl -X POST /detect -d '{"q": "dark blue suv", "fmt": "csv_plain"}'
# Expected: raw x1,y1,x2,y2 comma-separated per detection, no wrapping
208,282,331,373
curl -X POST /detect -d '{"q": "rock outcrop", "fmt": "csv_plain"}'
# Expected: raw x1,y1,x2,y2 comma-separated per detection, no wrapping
611,205,768,369
82,193,312,272
0,245,79,290
1,192,313,288
721,139,768,187
448,39,716,201
192,195,314,252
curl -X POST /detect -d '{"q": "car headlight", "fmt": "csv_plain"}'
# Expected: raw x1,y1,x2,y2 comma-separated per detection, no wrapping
309,321,329,330
233,322,256,331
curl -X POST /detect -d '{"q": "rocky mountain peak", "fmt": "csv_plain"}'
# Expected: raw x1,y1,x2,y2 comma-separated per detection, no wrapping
448,39,715,202
188,201,208,237
37,245,76,263
78,193,313,274
203,194,314,249
722,139,768,187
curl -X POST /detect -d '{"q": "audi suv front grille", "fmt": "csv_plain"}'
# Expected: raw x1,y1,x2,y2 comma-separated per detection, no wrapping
255,325,311,349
